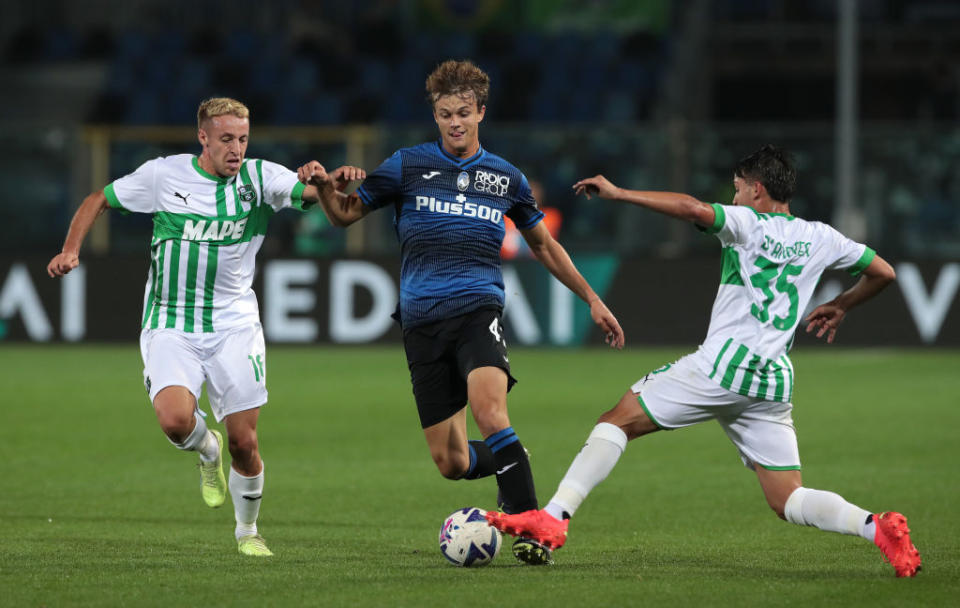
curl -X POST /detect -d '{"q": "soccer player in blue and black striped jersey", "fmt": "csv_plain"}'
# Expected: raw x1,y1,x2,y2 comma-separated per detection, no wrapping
298,60,624,565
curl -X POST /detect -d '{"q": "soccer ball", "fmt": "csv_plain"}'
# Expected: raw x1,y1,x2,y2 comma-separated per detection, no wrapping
439,507,502,567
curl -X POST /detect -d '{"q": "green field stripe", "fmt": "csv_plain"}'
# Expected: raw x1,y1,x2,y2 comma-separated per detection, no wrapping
163,242,181,329
182,242,200,332
0,344,952,606
738,354,762,395
720,344,749,390
202,244,218,332
710,338,733,379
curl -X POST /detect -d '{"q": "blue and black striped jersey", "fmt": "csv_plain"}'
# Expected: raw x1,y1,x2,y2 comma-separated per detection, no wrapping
357,140,544,329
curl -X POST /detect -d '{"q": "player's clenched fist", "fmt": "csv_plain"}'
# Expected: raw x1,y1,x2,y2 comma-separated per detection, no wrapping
47,251,79,278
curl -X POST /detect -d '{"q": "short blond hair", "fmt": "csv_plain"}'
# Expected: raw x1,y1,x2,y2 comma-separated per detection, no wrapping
197,97,249,129
425,60,490,109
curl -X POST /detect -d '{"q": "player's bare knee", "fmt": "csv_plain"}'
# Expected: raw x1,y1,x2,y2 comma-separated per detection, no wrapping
433,453,468,480
228,432,258,460
597,392,656,440
472,409,509,437
155,409,194,440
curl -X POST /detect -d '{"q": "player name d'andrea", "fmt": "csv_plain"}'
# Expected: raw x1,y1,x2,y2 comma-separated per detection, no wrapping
760,234,813,259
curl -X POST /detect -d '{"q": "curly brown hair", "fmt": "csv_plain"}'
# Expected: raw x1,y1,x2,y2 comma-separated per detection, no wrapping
425,60,490,109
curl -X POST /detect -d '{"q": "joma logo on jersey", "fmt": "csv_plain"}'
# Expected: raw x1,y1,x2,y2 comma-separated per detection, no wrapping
182,218,248,241
415,196,503,224
473,170,510,196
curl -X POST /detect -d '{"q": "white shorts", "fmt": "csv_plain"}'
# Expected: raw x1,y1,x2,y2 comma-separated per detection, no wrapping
139,323,268,422
630,353,800,471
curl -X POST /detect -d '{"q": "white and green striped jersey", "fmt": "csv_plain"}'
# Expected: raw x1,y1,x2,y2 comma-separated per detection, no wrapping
694,204,875,402
104,154,308,333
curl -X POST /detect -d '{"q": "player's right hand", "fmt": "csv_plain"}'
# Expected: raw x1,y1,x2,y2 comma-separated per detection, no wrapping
590,298,625,349
804,303,846,344
47,252,79,278
297,161,329,187
573,175,619,200
329,166,367,192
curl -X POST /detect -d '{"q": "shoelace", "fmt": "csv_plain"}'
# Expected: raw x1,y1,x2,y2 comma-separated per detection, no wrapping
199,462,220,487
244,535,268,550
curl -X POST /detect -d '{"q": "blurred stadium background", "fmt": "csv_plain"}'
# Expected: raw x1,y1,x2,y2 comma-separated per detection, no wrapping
0,0,958,346
3,3,959,604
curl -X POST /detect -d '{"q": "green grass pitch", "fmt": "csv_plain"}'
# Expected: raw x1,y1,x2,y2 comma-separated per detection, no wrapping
2,345,958,606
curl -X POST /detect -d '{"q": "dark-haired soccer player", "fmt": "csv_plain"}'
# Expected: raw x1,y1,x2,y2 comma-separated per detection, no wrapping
486,144,921,578
298,59,624,565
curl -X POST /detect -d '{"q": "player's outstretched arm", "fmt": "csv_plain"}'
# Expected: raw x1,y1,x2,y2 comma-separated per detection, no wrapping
573,174,715,227
520,222,625,349
47,190,110,278
297,161,369,227
804,254,896,344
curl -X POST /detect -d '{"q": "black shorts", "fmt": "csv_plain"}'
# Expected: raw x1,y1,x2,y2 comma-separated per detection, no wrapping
403,306,517,428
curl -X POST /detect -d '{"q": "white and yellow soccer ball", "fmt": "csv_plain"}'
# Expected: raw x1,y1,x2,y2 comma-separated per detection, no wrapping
439,507,502,567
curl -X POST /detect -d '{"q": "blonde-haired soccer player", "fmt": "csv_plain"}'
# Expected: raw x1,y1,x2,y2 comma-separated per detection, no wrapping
487,144,921,578
48,97,362,557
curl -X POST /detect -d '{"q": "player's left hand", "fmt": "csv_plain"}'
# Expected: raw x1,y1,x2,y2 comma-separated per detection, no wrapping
804,303,846,344
573,175,620,200
590,298,625,349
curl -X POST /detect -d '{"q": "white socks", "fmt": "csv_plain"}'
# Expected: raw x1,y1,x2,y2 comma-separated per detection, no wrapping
171,412,218,461
784,487,874,541
545,423,628,520
230,465,264,540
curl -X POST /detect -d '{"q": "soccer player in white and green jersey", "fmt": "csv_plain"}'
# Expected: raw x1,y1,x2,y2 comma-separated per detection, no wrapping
487,144,922,577
46,97,355,557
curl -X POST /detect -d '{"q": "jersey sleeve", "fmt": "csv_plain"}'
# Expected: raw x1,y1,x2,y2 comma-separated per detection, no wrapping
823,225,876,276
355,151,402,211
505,173,544,229
700,203,758,246
103,157,161,214
257,159,308,212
